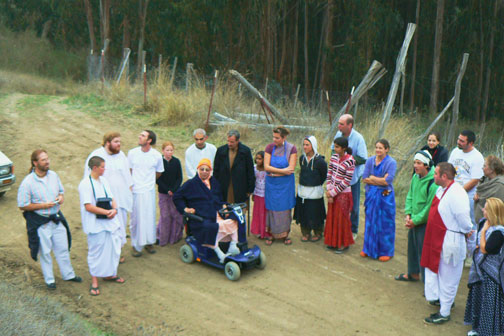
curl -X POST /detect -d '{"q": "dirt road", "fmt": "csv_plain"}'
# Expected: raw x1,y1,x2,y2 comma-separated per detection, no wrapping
0,93,471,335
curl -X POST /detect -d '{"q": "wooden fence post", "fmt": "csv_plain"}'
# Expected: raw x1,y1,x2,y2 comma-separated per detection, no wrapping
294,84,301,108
205,70,218,131
116,48,131,84
185,63,193,93
169,56,178,88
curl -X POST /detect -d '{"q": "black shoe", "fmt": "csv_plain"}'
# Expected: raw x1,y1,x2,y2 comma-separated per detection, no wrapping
334,246,349,254
325,246,336,251
145,245,157,254
46,283,56,290
424,312,450,324
65,276,82,283
428,300,455,309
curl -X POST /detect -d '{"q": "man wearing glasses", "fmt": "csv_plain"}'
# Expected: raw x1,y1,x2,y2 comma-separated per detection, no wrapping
184,128,217,179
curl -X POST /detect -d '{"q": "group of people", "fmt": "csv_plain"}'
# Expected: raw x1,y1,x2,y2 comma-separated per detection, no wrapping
16,120,504,334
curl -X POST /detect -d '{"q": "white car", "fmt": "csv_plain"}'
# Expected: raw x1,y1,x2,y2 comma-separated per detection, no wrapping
0,150,15,197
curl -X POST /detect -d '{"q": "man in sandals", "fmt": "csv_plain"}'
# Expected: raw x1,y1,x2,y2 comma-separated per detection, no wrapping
395,150,438,283
79,156,125,296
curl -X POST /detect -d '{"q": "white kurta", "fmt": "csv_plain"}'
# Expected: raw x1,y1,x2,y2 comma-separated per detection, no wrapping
184,143,217,179
84,147,133,246
78,176,122,277
128,147,164,251
424,182,473,317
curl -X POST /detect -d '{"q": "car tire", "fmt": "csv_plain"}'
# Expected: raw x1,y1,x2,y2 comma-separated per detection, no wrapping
224,261,241,281
179,244,195,264
256,251,267,270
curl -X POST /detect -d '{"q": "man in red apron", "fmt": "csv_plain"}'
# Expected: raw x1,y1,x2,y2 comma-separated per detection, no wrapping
420,162,473,324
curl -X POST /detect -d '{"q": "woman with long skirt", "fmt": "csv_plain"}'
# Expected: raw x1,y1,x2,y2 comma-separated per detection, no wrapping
324,137,355,253
264,126,297,246
361,139,397,262
251,151,270,239
294,136,327,242
464,197,504,336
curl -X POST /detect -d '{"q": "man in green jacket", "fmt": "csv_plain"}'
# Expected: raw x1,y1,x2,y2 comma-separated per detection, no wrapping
395,150,438,283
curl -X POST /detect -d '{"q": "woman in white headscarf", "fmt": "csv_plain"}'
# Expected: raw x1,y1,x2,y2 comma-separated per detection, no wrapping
294,136,327,242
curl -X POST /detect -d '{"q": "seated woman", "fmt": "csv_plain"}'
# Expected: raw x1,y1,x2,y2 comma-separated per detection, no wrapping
173,158,240,263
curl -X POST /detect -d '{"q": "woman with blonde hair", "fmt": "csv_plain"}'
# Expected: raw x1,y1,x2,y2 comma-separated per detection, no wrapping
464,197,504,336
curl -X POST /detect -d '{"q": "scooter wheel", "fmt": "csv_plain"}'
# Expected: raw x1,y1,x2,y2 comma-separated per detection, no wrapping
256,251,267,269
180,244,195,264
224,261,241,281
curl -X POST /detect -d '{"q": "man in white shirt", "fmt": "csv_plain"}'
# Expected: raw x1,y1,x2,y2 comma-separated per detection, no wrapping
18,149,82,289
84,132,133,258
420,163,473,324
79,156,124,296
185,128,217,179
448,130,484,227
128,130,164,257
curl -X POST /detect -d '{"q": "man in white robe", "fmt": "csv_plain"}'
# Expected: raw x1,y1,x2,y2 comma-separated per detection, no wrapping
128,130,164,256
79,156,124,296
421,162,473,324
84,132,133,258
185,128,217,179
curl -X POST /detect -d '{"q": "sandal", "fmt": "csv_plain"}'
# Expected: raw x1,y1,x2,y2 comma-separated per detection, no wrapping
378,256,391,262
310,235,321,242
301,235,310,242
104,276,126,284
119,256,125,264
395,273,418,282
89,285,100,296
265,238,274,246
283,237,292,245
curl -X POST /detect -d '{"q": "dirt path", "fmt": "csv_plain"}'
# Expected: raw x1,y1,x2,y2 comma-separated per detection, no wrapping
0,93,471,335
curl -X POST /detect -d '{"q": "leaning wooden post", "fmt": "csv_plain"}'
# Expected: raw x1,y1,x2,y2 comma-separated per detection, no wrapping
143,64,147,106
447,53,470,149
116,48,131,84
169,56,177,88
345,86,355,114
294,84,301,108
264,77,269,99
205,70,218,132
378,23,416,139
326,91,332,125
229,70,288,124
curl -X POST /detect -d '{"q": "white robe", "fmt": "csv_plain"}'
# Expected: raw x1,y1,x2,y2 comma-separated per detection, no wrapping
424,182,473,317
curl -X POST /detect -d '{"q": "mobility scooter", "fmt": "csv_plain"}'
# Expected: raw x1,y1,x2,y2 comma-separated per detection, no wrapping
179,203,266,281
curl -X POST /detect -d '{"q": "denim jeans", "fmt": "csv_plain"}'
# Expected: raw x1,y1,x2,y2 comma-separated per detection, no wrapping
351,179,361,234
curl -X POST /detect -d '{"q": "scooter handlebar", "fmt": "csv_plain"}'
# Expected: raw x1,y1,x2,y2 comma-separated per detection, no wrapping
183,212,204,222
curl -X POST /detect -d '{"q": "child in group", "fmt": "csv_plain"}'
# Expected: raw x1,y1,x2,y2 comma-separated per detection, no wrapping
251,151,269,239
156,141,184,246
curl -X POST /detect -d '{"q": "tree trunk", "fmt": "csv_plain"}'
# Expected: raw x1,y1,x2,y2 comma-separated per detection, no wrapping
122,15,130,50
475,0,484,122
83,0,97,53
303,0,309,103
277,0,288,81
481,0,499,123
41,20,52,39
292,0,299,92
409,0,420,112
137,0,150,79
99,0,111,50
429,0,445,114
319,0,333,91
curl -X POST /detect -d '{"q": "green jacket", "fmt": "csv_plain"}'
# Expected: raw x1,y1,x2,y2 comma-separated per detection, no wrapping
404,168,438,226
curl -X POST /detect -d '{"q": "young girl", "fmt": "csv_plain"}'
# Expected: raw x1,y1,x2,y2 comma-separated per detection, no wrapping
156,141,183,245
251,151,269,239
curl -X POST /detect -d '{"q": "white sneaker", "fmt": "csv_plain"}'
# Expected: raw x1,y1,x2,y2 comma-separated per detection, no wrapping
228,245,240,256
467,330,479,336
464,258,473,268
352,233,358,240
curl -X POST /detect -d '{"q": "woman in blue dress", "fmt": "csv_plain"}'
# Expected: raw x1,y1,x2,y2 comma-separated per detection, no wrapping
264,126,297,245
360,139,397,261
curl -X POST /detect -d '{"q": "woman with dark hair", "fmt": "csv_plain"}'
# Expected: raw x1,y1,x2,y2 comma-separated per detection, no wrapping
294,136,327,242
361,139,397,261
324,137,355,253
474,155,504,224
264,126,297,245
421,132,449,166
464,197,504,336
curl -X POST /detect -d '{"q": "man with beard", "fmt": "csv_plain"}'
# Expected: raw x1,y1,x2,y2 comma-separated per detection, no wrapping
18,149,82,289
84,132,133,262
128,130,164,257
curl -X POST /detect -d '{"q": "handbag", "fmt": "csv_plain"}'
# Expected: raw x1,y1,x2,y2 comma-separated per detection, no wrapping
90,176,112,219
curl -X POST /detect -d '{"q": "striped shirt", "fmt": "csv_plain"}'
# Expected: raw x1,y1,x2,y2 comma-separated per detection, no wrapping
17,170,64,216
326,153,355,197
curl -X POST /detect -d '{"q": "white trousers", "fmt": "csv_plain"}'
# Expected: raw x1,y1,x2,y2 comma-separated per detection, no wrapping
37,221,76,284
424,257,464,317
130,189,157,252
87,228,121,277
116,208,128,247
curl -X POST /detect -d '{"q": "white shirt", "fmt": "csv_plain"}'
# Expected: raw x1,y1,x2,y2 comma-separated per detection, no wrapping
78,176,120,235
437,182,473,265
84,147,133,211
184,143,217,179
448,147,484,197
128,147,164,193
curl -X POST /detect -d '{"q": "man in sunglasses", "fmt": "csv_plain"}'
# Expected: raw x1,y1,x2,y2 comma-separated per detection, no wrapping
185,128,217,179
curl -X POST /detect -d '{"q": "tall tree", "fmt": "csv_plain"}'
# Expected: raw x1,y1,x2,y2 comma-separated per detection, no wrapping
136,0,150,77
303,0,309,103
83,0,97,53
409,0,420,111
429,0,445,114
481,0,499,124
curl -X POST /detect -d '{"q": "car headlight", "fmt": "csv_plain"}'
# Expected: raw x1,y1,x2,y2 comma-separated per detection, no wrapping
0,165,11,176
